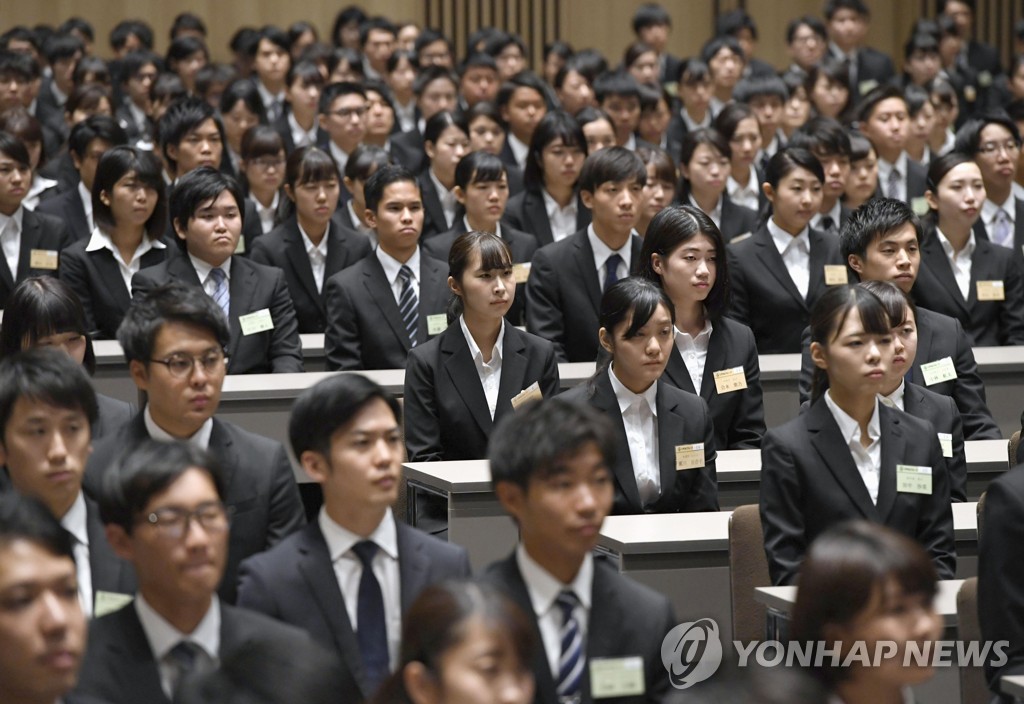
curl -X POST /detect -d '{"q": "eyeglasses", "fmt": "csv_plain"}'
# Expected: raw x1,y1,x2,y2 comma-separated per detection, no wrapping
150,350,227,378
978,141,1021,156
329,106,368,119
250,156,285,170
142,502,232,540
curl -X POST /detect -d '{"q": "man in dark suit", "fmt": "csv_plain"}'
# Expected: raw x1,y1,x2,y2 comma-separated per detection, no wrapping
36,34,84,143
114,50,160,149
133,167,303,374
483,397,676,703
76,440,330,704
316,81,368,205
824,0,896,101
84,281,306,603
632,3,683,88
497,72,549,171
857,86,927,202
940,0,1002,83
324,165,449,370
388,66,460,174
238,374,471,702
789,117,855,237
0,350,136,615
526,147,647,362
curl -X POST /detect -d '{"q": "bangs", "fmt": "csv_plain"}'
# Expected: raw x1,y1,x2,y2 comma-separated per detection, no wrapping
296,150,339,185
828,291,891,343
23,295,88,345
622,288,669,338
475,234,514,271
470,160,506,185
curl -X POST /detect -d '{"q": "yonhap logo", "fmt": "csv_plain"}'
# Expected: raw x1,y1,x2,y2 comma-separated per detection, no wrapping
661,618,723,689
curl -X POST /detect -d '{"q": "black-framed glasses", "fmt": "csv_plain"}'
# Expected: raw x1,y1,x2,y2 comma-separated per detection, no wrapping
141,502,232,540
150,350,227,378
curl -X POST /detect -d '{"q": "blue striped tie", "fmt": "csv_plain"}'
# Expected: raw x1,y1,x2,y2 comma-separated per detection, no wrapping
398,265,419,347
209,267,230,321
556,590,583,699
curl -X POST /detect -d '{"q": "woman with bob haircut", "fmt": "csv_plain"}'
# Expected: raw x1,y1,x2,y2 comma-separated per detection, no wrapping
791,521,943,704
634,145,677,238
676,128,759,242
339,144,391,237
639,204,764,450
239,125,290,234
418,111,470,239
58,146,168,339
404,231,559,463
370,580,536,704
561,277,719,514
760,284,956,586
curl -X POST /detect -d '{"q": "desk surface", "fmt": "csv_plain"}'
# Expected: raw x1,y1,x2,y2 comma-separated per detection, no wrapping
1002,675,1024,698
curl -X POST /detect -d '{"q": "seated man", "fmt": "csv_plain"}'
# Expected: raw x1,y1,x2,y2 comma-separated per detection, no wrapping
76,440,333,704
483,397,676,702
237,374,470,702
85,281,305,602
0,349,135,615
132,167,303,374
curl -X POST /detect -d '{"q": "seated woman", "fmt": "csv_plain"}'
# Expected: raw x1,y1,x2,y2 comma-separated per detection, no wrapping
791,521,943,704
760,284,956,586
404,231,559,463
635,145,677,238
58,146,168,339
239,125,290,235
713,102,764,213
678,128,758,242
639,205,765,450
419,111,471,239
561,277,719,515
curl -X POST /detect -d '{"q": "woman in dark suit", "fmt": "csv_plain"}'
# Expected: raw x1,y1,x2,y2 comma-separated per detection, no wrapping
57,146,168,339
677,128,759,242
639,204,764,450
561,278,719,515
239,126,291,235
404,231,560,462
418,111,470,240
760,285,956,586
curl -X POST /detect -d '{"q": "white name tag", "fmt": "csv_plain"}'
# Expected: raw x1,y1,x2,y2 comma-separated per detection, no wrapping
675,443,704,471
896,464,932,495
976,280,1005,301
937,432,953,459
510,381,543,410
823,265,848,285
234,236,245,254
712,366,747,394
512,262,531,283
426,314,447,335
94,590,134,617
590,656,645,698
919,357,956,386
239,308,274,335
30,249,58,270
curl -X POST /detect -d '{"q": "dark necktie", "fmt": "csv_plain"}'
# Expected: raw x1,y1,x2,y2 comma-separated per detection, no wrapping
603,254,623,294
820,215,836,235
398,265,419,347
167,640,204,698
556,590,584,699
353,541,389,696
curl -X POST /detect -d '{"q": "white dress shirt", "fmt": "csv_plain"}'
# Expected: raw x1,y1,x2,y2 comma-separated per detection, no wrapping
394,100,416,133
880,379,906,411
428,169,457,230
329,141,351,177
587,224,631,291
541,189,578,242
459,316,504,420
319,507,402,669
377,245,420,307
506,132,530,169
680,109,711,133
77,181,94,232
288,110,318,149
877,152,910,202
85,228,167,292
60,492,92,617
249,191,280,235
934,227,975,300
824,391,882,504
675,318,713,392
144,405,214,450
515,544,593,680
255,81,286,120
24,174,58,211
347,200,377,246
135,593,221,699
767,217,811,299
463,216,503,238
298,221,330,292
727,168,761,212
622,133,638,151
0,206,24,279
189,253,233,305
609,364,661,507
981,193,1016,248
688,195,723,230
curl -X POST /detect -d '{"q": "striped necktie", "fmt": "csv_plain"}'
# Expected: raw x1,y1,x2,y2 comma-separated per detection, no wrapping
209,267,229,321
398,265,419,347
556,590,584,699
992,208,1013,248
886,168,901,200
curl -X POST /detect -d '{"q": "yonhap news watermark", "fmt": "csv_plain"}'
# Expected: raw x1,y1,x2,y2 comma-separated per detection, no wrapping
660,619,1010,690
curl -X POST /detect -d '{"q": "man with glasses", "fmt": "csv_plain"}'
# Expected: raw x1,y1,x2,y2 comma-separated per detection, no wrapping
76,440,329,704
84,280,305,603
318,82,368,180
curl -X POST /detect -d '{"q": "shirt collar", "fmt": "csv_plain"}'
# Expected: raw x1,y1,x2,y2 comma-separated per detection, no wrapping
77,181,93,220
811,200,842,229
622,133,637,151
0,206,25,234
824,390,881,447
767,217,810,254
506,132,530,168
287,110,317,140
59,492,88,547
681,109,711,132
463,215,502,238
318,506,398,562
250,190,280,216
144,405,214,450
297,219,330,258
879,151,909,179
587,223,632,271
880,379,906,410
328,141,350,169
688,194,722,224
982,193,1015,223
676,317,713,343
135,592,221,662
85,227,166,256
934,226,976,259
515,543,593,615
376,244,420,285
541,189,577,219
459,315,505,367
188,253,232,283
255,81,284,107
428,168,456,212
608,363,659,416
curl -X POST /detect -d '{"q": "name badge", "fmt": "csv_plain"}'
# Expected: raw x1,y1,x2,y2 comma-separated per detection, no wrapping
512,262,531,283
94,590,134,617
239,308,274,335
920,356,956,386
896,464,932,495
824,265,848,285
29,249,58,270
937,432,953,459
426,314,447,335
234,236,245,254
590,656,645,699
511,381,543,410
675,443,704,471
979,71,993,88
858,79,879,95
911,197,930,216
713,366,747,394
977,280,1005,301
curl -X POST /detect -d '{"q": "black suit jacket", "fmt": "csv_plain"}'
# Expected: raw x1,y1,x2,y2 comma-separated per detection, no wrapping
903,382,967,503
526,230,644,363
94,394,135,440
966,39,1002,79
115,101,156,149
58,237,169,339
502,189,592,248
85,495,137,601
416,171,455,240
36,188,91,242
561,374,719,514
0,208,73,308
131,254,304,374
74,600,328,704
759,398,956,586
718,195,760,242
404,323,560,462
912,228,1024,346
662,316,765,450
482,553,676,704
972,198,1024,263
854,47,896,98
389,129,426,174
249,215,371,333
726,224,843,353
323,249,449,370
270,109,329,157
237,517,471,701
84,415,306,603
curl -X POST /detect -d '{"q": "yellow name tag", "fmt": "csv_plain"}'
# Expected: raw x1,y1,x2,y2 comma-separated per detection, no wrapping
238,308,274,335
29,249,58,270
510,381,543,411
234,236,245,254
977,280,1005,301
675,443,704,471
824,265,848,285
858,79,879,95
919,356,956,386
979,70,993,88
713,366,747,394
512,262,531,283
94,590,134,617
591,656,645,698
911,197,930,216
896,464,932,495
426,314,447,335
937,432,953,459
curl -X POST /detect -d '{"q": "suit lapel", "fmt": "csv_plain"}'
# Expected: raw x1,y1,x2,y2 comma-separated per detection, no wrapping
593,372,644,510
752,227,806,309
571,232,603,312
283,222,323,309
698,326,726,401
655,382,682,501
86,497,127,596
92,250,134,308
1014,200,1024,253
417,255,447,344
396,521,431,613
875,406,904,521
324,225,352,282
208,421,239,499
104,607,170,704
16,211,42,279
226,258,256,362
419,175,448,231
807,400,879,520
495,328,529,425
524,191,554,245
362,257,410,350
921,237,971,316
441,326,493,436
662,346,696,394
586,561,626,674
806,229,827,301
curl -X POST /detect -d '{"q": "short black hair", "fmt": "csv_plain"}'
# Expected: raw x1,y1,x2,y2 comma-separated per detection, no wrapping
331,6,368,47
787,117,853,158
43,34,83,65
119,50,161,84
98,439,225,533
364,163,418,213
246,25,289,59
73,56,111,87
93,146,166,239
0,130,30,169
700,36,746,66
953,113,1023,155
414,29,455,61
840,197,923,264
168,167,244,245
58,18,94,44
495,70,548,109
732,75,789,104
632,3,672,33
289,374,402,459
578,146,647,194
117,281,230,366
823,0,871,20
287,60,325,88
0,49,39,81
524,110,587,189
593,70,641,104
455,150,507,190
67,114,126,159
0,277,96,373
359,17,396,47
165,36,208,70
716,9,758,40
855,84,907,125
489,397,616,490
158,96,224,175
195,64,237,100
787,16,828,44
0,492,74,561
483,31,526,60
0,348,98,440
170,12,207,40
319,80,367,114
218,78,265,122
109,20,154,52
344,144,392,181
